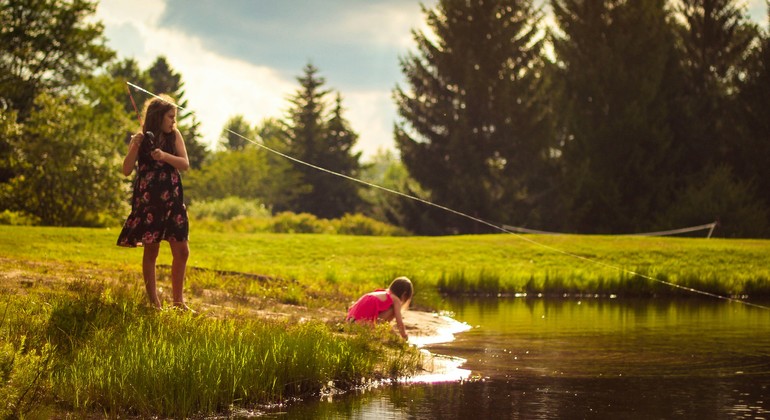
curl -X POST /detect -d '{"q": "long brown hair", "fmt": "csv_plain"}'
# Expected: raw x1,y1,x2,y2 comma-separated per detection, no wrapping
141,94,176,149
389,276,413,303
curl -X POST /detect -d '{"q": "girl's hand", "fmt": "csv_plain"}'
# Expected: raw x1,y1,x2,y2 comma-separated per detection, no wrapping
151,148,165,161
130,132,144,150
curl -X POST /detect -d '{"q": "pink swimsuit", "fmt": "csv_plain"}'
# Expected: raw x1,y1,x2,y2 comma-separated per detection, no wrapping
347,289,393,322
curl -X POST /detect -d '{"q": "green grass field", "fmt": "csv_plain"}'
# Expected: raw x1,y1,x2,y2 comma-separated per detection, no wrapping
3,225,769,299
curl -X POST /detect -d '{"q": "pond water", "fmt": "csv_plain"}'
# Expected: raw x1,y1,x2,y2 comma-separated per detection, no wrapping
259,298,770,418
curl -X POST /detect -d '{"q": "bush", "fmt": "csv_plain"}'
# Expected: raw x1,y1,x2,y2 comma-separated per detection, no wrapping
188,205,411,236
269,212,331,234
662,166,769,238
0,210,41,226
332,213,410,236
188,197,271,221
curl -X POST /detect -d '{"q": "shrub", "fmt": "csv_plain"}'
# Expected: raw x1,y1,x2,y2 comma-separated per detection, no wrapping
188,197,271,221
0,210,41,226
269,212,331,234
332,213,410,236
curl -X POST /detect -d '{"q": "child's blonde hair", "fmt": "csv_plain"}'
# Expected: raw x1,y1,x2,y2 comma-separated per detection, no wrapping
389,276,413,302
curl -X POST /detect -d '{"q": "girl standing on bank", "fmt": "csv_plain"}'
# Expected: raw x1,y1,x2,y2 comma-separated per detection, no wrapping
117,94,191,310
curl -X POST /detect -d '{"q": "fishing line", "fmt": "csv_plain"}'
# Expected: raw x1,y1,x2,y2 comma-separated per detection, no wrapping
126,82,770,311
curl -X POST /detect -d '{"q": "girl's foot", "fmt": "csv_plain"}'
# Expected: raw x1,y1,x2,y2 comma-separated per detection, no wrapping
173,303,196,314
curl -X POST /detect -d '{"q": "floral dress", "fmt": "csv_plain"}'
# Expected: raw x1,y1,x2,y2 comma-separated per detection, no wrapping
117,133,189,247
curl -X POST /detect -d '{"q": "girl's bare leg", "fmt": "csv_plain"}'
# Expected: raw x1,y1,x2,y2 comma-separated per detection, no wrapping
142,243,162,309
169,240,190,308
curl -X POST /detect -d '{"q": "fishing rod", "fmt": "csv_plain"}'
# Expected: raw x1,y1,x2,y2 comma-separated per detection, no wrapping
126,84,156,149
125,81,770,311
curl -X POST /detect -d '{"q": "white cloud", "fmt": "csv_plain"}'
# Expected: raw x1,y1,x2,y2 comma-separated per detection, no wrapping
344,90,398,158
96,0,295,151
336,3,426,49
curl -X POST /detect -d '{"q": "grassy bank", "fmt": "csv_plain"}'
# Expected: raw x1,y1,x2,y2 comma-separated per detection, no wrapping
2,225,769,417
0,273,419,418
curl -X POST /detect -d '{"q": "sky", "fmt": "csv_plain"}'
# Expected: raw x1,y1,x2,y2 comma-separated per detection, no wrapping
95,0,437,160
95,0,768,161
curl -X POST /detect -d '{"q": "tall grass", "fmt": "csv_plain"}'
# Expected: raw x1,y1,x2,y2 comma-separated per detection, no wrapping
0,281,420,418
435,266,770,298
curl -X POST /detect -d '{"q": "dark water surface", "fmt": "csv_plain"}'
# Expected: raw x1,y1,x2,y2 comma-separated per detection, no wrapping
261,298,770,419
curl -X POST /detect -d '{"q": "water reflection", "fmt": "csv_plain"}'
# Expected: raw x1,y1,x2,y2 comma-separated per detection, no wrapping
259,298,770,418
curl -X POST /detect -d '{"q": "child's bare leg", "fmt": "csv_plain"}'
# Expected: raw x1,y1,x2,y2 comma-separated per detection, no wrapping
142,243,161,309
169,240,190,308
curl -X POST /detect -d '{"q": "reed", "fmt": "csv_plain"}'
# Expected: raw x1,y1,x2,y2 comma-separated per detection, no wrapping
435,266,770,298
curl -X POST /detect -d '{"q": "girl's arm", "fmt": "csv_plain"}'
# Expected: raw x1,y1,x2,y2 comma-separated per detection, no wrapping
152,129,190,171
391,296,408,340
122,132,143,176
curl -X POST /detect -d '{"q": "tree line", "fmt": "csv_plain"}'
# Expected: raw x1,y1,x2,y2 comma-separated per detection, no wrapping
1,0,768,237
395,0,770,237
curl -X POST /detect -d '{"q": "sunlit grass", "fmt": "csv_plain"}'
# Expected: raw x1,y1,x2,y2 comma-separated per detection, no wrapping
3,225,770,299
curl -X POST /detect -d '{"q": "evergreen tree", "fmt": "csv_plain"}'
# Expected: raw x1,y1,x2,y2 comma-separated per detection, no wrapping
282,64,363,219
664,0,764,236
673,0,758,170
257,118,309,213
220,115,253,151
734,10,770,213
110,58,153,121
550,0,679,233
320,93,364,215
394,0,554,234
185,117,306,212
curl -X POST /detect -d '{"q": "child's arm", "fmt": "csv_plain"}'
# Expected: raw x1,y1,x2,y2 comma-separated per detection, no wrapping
122,132,143,176
153,129,189,171
391,296,408,340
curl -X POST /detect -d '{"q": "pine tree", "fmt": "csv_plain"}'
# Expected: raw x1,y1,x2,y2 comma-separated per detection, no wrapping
659,0,766,236
220,115,253,151
282,63,363,218
109,58,153,121
550,0,679,233
732,10,770,232
394,0,554,234
320,93,364,216
673,0,759,173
